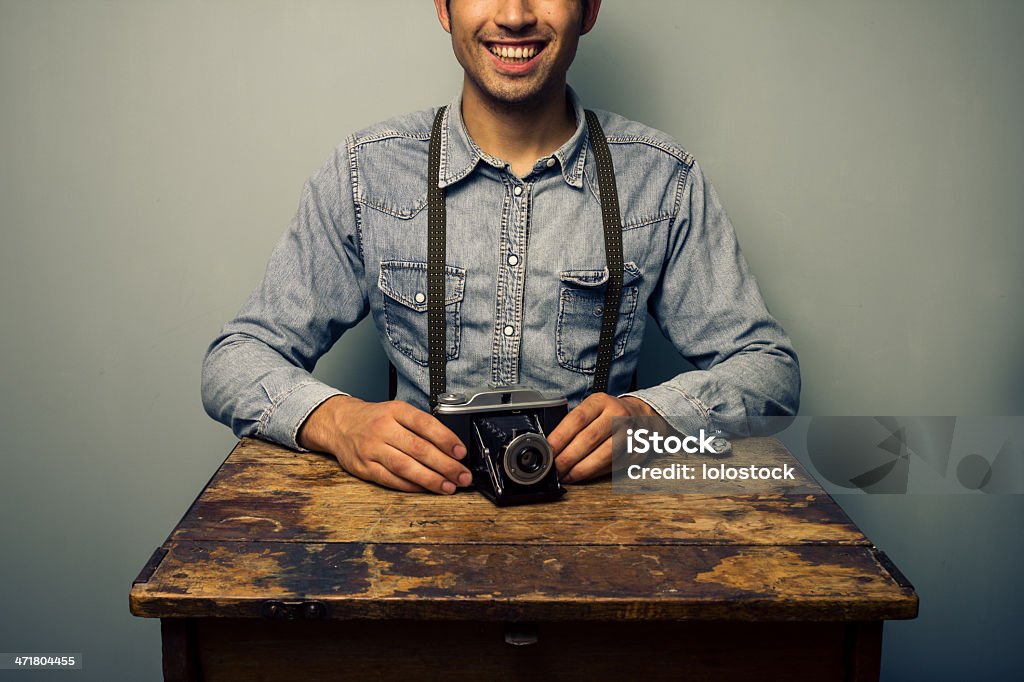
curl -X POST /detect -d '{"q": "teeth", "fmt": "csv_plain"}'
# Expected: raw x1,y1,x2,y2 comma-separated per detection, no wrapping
490,45,539,62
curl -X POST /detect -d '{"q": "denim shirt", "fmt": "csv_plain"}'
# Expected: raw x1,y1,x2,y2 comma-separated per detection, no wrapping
202,88,800,451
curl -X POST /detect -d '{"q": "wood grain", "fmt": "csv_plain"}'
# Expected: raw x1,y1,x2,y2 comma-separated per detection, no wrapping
169,438,866,546
131,437,918,625
131,541,916,621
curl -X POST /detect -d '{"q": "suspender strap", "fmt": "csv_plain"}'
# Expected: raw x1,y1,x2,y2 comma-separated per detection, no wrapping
425,106,624,406
427,106,448,409
584,109,624,395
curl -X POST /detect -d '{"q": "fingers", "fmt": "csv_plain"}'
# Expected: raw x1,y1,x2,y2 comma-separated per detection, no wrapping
552,394,632,483
363,461,427,494
383,425,473,490
555,411,613,479
332,400,473,495
341,443,451,495
372,444,462,495
393,403,467,459
564,439,614,483
548,393,603,455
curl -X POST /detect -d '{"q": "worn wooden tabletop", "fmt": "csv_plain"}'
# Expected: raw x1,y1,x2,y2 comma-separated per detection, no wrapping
130,437,918,622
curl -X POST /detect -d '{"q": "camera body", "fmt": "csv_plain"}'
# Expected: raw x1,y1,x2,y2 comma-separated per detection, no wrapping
433,386,568,506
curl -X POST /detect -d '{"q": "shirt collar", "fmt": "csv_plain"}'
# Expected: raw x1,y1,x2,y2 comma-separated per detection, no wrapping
439,86,588,189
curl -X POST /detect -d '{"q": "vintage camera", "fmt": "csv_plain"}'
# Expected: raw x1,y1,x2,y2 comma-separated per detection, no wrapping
433,386,568,506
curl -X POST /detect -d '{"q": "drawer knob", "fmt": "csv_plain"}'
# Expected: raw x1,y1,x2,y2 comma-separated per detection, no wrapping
504,623,539,646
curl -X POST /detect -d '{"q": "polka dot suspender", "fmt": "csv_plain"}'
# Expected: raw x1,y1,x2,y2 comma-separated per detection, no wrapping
427,107,448,408
583,109,624,397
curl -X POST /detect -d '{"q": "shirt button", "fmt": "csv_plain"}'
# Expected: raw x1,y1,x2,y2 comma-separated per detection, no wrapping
414,292,426,304
513,186,523,196
546,157,556,168
503,325,515,337
507,254,519,266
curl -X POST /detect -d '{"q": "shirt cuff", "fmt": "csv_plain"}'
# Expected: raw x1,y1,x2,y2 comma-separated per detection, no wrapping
257,380,347,452
618,384,713,438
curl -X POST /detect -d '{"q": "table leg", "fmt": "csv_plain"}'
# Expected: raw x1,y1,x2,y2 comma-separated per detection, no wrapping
161,618,201,681
844,621,883,681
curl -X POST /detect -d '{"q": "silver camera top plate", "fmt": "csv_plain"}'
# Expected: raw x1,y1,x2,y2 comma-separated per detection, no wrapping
433,386,568,416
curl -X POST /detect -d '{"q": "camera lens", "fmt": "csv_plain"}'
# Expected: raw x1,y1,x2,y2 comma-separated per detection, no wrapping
502,433,553,486
517,448,542,473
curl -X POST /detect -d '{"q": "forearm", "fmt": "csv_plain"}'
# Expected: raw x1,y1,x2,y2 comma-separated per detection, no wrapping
201,332,345,451
622,342,800,437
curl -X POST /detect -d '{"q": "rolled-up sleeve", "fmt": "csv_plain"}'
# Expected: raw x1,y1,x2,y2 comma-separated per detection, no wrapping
621,160,800,436
201,140,368,450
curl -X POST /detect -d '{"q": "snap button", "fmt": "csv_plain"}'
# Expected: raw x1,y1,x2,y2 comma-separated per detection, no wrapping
507,254,519,266
513,186,523,196
414,292,426,304
503,325,515,337
546,157,556,168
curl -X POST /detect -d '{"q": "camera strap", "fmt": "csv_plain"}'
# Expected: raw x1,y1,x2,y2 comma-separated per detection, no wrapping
426,106,624,408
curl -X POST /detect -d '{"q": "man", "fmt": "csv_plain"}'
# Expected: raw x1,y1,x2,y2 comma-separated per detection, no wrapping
201,0,800,496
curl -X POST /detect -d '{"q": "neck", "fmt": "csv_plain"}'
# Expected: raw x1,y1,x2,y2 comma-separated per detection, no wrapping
460,79,577,177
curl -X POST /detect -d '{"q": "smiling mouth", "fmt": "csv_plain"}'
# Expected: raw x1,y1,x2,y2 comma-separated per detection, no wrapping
487,43,544,65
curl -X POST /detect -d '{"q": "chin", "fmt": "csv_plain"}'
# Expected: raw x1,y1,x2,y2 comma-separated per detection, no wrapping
489,90,545,107
477,77,555,108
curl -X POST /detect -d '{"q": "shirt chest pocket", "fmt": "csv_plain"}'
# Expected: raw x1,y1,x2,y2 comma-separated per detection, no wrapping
378,260,466,366
556,262,642,375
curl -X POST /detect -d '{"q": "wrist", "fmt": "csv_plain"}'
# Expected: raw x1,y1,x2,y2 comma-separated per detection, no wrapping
298,394,362,452
620,395,658,418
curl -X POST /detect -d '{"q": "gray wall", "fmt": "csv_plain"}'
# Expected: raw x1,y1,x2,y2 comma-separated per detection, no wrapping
1,1,1021,679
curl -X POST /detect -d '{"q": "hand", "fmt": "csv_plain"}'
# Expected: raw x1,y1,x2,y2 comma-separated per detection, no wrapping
298,395,472,495
547,393,659,483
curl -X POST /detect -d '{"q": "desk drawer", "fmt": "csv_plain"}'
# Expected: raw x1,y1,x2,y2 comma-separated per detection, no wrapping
173,618,881,681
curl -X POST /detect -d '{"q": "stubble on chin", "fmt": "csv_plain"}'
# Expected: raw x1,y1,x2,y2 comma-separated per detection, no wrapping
451,24,564,109
462,51,562,110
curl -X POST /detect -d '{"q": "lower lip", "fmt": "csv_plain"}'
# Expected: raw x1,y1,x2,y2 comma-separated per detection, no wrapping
486,47,543,75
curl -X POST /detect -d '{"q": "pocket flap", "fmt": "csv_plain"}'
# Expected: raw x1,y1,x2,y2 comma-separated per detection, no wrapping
378,260,466,312
558,261,641,288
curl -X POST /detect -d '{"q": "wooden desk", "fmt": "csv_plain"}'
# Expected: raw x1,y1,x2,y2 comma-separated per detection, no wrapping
130,437,917,681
